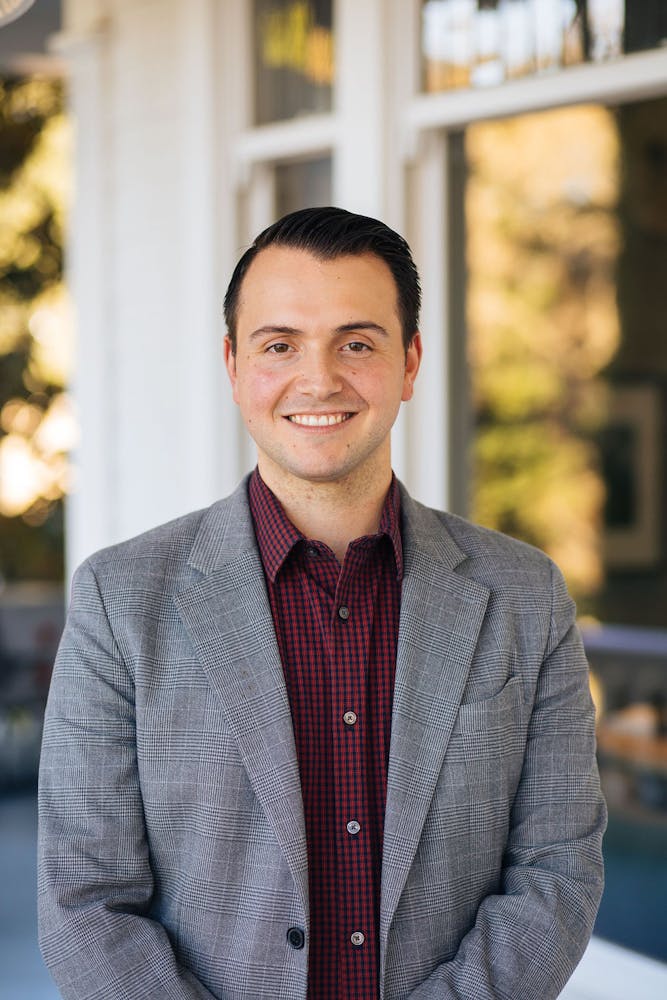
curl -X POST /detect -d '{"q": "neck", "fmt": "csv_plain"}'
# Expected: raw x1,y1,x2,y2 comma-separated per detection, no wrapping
258,464,392,563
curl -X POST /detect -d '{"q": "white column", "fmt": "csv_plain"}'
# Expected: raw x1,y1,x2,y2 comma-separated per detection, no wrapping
217,0,256,489
384,0,425,493
398,130,451,512
60,0,251,574
334,0,388,216
54,9,117,578
108,0,218,540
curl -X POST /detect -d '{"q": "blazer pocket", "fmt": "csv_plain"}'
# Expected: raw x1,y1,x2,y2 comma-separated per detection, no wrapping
449,676,528,769
445,676,527,818
452,675,526,739
430,677,528,872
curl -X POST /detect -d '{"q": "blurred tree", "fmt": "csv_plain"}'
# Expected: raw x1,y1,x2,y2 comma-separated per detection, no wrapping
0,76,74,582
466,105,621,602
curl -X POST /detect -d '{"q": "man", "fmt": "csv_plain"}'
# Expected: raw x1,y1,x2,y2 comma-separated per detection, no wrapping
38,207,606,1000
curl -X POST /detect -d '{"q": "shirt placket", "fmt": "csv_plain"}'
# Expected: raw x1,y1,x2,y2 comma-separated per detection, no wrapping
330,545,380,995
249,470,401,1000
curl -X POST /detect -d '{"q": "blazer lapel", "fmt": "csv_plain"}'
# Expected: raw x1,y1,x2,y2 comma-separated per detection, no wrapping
173,481,308,916
380,491,490,947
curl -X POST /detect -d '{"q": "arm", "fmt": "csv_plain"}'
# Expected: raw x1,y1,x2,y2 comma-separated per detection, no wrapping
38,560,218,1000
409,563,607,1000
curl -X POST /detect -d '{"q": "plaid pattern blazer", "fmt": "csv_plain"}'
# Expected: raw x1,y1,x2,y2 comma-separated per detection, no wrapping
38,479,606,1000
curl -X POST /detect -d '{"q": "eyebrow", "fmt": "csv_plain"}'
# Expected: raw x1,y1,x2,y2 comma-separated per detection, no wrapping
337,322,389,337
248,321,389,340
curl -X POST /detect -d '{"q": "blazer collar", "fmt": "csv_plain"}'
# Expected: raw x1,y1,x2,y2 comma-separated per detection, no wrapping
398,482,469,572
186,475,258,574
183,475,462,576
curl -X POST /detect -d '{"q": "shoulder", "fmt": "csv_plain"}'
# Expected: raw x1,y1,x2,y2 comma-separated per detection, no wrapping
400,490,576,652
400,488,561,593
75,480,254,597
83,506,206,575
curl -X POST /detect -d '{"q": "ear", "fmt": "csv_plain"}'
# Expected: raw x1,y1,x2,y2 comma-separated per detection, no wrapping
401,332,422,402
224,336,240,404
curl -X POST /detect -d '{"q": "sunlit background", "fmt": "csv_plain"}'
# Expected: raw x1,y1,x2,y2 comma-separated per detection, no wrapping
0,74,71,791
463,98,667,961
1,2,666,998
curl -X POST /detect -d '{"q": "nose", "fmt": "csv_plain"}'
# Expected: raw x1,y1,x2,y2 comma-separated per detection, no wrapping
294,348,344,399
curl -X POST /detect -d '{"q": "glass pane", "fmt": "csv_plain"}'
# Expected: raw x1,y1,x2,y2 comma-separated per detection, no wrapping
274,156,332,218
253,0,334,125
461,96,667,962
421,1,667,94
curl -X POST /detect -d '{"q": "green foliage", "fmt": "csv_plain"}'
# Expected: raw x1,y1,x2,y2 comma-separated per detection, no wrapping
466,106,621,599
0,76,68,583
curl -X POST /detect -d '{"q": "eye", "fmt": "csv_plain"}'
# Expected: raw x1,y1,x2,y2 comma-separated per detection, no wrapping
266,342,292,354
343,341,371,353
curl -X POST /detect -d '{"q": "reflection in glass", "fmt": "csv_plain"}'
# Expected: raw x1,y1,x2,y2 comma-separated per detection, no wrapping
471,1,503,88
422,0,475,92
534,0,565,73
588,0,625,62
421,1,667,93
253,0,334,125
500,0,535,80
274,156,332,219
460,97,667,963
625,2,667,55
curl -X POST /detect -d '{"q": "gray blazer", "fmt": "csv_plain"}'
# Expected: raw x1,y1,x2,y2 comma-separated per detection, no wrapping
38,479,606,1000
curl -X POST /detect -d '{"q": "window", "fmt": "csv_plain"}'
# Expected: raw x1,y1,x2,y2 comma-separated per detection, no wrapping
253,0,334,124
459,95,667,963
420,0,667,95
275,155,332,216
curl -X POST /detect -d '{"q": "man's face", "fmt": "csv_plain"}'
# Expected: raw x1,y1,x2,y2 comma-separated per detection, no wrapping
225,246,421,497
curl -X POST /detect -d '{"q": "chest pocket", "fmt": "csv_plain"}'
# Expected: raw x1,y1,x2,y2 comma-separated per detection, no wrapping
450,674,527,757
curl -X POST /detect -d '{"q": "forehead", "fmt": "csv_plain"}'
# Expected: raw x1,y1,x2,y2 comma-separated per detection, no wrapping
236,246,400,326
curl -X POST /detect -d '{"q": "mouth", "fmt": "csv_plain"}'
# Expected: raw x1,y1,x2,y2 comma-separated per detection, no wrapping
286,413,353,427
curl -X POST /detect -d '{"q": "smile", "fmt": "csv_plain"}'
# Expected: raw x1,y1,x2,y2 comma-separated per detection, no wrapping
287,413,352,427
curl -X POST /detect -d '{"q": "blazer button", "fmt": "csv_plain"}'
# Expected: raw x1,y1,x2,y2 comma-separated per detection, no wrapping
287,926,305,950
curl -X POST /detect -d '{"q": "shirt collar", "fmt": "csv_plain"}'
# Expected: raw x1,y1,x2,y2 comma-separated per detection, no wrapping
248,468,403,583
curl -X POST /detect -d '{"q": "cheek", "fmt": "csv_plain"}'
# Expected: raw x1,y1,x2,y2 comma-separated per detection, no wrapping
236,369,286,414
366,369,407,408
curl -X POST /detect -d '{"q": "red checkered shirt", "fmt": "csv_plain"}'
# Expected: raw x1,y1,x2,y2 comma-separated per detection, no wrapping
248,469,403,1000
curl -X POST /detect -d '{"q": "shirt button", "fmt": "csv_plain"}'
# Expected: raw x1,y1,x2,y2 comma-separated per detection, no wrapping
346,820,361,835
338,606,350,621
343,711,357,726
350,931,365,947
286,926,305,950
306,546,317,558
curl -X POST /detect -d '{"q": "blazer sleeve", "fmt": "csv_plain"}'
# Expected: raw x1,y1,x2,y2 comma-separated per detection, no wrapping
38,559,218,1000
406,562,607,1000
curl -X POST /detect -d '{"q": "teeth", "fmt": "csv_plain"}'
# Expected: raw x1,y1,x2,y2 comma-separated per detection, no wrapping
288,413,350,427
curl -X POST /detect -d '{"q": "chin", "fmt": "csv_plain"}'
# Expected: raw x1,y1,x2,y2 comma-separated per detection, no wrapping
285,460,358,484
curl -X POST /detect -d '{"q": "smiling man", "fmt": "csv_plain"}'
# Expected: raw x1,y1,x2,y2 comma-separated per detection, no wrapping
39,207,606,1000
224,242,421,560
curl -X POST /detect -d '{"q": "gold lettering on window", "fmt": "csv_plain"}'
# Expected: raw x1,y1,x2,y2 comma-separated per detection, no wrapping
260,2,334,86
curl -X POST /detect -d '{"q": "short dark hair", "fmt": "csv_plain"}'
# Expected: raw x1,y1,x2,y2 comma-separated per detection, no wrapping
224,206,421,353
